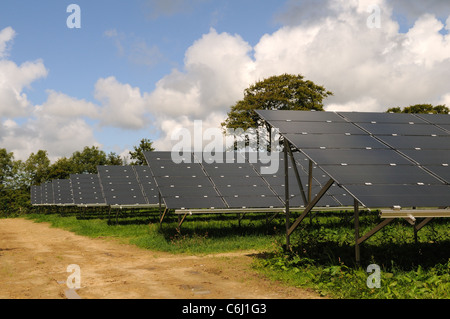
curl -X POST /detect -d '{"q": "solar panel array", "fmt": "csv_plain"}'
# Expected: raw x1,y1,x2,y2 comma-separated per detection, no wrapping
97,165,159,206
144,151,351,210
31,165,161,208
53,179,74,205
70,174,105,206
256,110,450,209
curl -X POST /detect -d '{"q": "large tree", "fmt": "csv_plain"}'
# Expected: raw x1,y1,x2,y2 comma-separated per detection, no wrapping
24,150,51,187
70,146,109,174
387,104,449,114
0,148,15,190
129,138,155,165
222,73,333,130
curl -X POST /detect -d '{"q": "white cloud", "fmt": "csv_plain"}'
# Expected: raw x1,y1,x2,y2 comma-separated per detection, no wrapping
38,90,99,118
152,111,227,152
148,28,255,118
94,76,150,130
0,59,48,118
0,27,15,58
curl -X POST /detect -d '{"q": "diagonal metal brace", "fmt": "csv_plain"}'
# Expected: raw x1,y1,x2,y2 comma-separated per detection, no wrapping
287,178,334,236
287,146,308,206
356,218,395,245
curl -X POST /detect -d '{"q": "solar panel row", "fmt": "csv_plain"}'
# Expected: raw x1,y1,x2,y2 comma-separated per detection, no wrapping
31,166,160,207
144,151,351,210
256,110,450,209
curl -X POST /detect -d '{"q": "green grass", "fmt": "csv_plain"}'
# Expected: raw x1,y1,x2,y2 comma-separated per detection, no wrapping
20,208,450,298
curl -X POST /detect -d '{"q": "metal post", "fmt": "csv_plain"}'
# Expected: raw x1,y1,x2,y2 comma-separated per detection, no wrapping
354,199,360,265
308,160,314,224
308,160,313,204
284,139,290,250
287,146,307,206
158,192,162,221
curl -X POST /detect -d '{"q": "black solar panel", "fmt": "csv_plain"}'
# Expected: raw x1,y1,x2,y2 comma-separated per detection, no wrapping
42,182,54,205
320,165,443,185
52,179,74,205
256,110,450,208
267,121,365,135
339,111,425,124
401,149,450,165
97,166,148,206
415,113,450,125
343,184,450,208
30,185,42,205
145,151,290,210
256,109,346,122
133,166,160,204
70,174,106,205
284,133,388,149
377,135,450,150
356,122,448,136
302,148,412,165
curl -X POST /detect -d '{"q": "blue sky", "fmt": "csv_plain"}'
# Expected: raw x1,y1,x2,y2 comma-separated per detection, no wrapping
1,1,450,161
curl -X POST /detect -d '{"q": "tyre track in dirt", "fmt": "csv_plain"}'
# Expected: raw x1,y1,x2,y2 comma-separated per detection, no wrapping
0,218,323,299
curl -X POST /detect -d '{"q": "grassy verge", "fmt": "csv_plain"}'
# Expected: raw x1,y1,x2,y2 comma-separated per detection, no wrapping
20,208,450,298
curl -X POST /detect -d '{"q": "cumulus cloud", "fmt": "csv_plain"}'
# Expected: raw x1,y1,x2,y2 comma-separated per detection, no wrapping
148,28,255,118
94,76,150,130
0,58,48,118
146,0,450,148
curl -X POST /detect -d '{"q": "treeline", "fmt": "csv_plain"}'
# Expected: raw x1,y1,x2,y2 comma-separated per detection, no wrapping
0,138,154,216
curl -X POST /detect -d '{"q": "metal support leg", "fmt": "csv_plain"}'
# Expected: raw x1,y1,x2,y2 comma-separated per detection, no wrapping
354,199,360,265
284,139,290,250
287,178,334,236
414,217,434,244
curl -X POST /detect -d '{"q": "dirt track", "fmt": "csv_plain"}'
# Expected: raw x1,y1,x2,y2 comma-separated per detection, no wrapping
0,218,322,299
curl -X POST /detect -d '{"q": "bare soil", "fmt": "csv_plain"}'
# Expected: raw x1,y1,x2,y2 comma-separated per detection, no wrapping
0,218,323,299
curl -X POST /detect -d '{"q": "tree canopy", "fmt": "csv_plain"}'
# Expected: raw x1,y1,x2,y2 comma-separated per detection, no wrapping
387,104,449,114
129,138,155,165
222,73,333,130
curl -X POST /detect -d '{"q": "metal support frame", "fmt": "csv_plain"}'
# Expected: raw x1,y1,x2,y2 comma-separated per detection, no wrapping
282,144,398,264
286,145,307,206
284,138,291,249
287,178,335,237
414,217,434,244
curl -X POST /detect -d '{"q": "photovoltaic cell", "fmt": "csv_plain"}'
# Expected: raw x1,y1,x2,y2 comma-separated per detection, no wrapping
319,165,443,185
423,166,450,184
343,184,450,208
400,149,450,165
256,109,346,122
377,135,450,150
267,120,365,135
339,111,425,124
284,133,388,149
356,122,449,136
415,113,450,125
302,148,412,165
